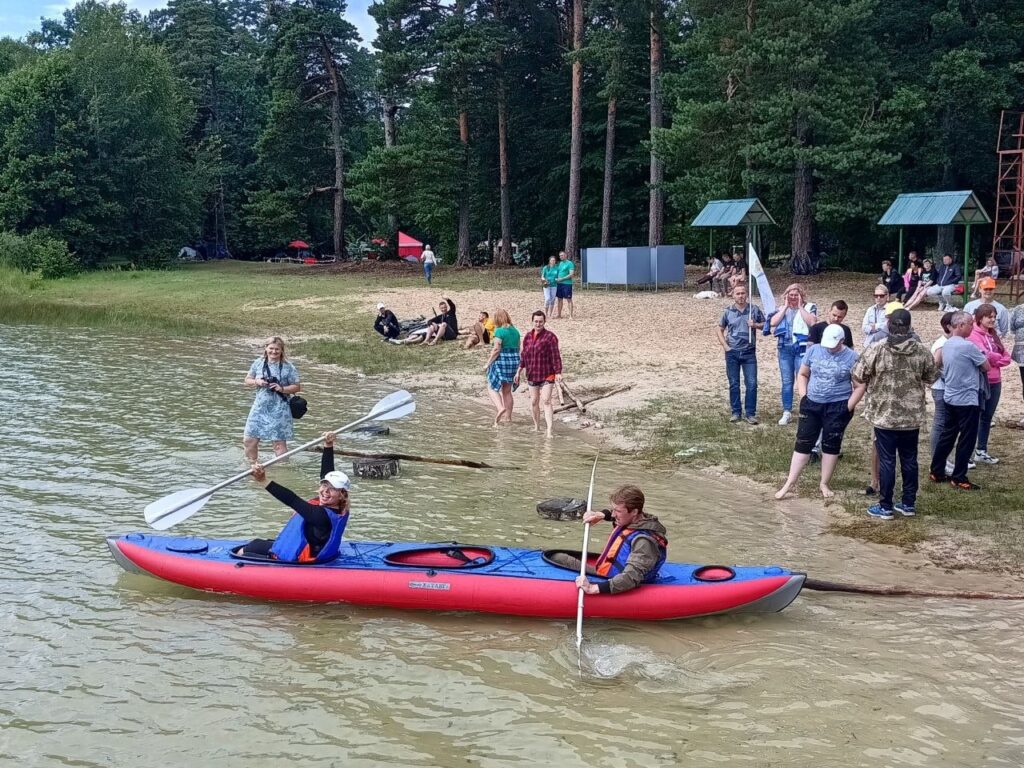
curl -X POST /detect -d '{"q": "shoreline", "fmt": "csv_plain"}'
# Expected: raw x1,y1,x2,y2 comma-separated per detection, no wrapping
3,262,1022,574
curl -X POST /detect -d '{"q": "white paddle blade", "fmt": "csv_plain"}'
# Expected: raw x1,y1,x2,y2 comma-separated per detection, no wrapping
144,488,211,530
374,399,415,421
369,390,415,421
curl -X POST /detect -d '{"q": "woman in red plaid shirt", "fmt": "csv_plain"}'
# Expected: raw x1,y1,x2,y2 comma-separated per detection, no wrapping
514,310,562,437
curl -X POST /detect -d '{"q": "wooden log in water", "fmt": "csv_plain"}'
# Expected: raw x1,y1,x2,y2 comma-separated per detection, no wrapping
804,578,1024,600
558,380,585,412
553,384,632,414
308,446,515,470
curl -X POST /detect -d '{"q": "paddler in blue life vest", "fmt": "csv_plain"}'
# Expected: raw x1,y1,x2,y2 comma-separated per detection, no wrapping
553,485,668,594
237,431,350,563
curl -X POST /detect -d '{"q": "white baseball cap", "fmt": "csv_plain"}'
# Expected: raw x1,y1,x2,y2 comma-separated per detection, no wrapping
320,471,351,490
376,302,386,310
821,324,845,350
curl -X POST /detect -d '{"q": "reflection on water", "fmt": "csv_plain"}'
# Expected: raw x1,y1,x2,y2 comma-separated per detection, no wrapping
2,323,1023,767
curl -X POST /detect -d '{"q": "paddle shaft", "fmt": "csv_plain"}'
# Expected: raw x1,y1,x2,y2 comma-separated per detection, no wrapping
149,395,413,525
575,453,600,661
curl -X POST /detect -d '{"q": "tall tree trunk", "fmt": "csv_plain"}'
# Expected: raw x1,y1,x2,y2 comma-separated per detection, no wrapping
457,107,472,265
564,0,584,260
496,63,513,265
648,1,664,247
743,0,757,200
600,95,617,247
322,40,345,259
382,15,401,258
791,116,816,263
382,97,398,258
936,107,956,256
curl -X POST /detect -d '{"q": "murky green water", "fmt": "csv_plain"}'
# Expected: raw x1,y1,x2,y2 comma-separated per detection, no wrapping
3,323,1022,767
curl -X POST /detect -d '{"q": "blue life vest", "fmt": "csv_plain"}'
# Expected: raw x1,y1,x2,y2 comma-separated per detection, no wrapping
270,500,347,563
594,527,668,582
773,303,817,347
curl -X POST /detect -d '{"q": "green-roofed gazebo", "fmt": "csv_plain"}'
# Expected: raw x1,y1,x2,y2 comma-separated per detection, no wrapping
691,198,776,269
692,198,777,228
878,191,991,275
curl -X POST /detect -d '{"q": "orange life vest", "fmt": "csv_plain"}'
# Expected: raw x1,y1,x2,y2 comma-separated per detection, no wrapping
594,526,668,580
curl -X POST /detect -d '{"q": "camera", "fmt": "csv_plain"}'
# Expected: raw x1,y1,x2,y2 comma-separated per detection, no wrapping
264,375,280,387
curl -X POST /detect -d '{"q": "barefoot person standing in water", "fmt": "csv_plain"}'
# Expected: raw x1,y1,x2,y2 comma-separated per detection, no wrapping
515,310,562,437
775,325,860,500
243,337,302,463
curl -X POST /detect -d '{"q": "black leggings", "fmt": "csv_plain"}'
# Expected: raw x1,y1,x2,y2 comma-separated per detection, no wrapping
242,538,275,556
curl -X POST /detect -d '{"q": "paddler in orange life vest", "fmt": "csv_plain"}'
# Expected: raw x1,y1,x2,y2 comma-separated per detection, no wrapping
571,485,668,594
237,431,350,563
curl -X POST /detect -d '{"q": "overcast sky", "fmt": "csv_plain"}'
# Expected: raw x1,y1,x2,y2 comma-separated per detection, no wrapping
0,0,377,46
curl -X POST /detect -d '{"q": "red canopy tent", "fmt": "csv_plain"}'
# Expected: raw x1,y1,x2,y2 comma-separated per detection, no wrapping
398,232,424,262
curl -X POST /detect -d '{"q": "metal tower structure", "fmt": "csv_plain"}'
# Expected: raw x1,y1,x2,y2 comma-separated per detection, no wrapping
992,110,1024,303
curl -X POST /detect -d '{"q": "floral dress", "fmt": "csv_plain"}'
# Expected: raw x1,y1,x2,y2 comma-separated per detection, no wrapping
244,358,299,441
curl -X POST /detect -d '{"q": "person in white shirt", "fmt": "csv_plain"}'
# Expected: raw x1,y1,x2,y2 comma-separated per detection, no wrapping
420,244,437,285
861,286,889,344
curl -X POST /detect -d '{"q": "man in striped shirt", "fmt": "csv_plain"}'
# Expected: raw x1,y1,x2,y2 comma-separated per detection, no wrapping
514,310,563,437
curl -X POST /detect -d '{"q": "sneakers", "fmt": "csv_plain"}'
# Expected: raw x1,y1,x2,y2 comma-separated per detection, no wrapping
930,471,949,483
778,410,792,426
730,413,742,423
973,450,999,465
894,502,916,517
745,416,760,425
944,460,976,475
950,479,981,491
867,504,894,520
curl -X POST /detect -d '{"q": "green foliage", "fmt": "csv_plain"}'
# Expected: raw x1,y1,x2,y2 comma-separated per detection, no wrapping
0,230,80,278
4,0,1024,269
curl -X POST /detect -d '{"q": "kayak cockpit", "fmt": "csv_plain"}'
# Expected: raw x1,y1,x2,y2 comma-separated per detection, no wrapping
383,545,494,569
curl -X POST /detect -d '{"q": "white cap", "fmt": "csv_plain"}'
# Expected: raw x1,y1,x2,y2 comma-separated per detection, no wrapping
821,324,845,350
377,302,386,310
320,471,351,490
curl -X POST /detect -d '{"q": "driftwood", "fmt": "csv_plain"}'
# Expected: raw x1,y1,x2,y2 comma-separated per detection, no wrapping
558,379,585,412
805,578,1024,601
308,446,515,470
553,384,632,414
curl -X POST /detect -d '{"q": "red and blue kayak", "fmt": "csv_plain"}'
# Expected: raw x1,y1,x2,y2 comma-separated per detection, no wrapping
107,533,805,621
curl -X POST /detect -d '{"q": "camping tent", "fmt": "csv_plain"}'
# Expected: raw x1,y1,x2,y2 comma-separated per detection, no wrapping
398,232,424,262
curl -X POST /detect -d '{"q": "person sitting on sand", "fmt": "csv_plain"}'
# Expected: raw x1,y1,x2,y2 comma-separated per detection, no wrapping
549,485,668,595
373,303,400,340
395,299,459,345
462,310,496,349
774,325,860,500
237,431,349,562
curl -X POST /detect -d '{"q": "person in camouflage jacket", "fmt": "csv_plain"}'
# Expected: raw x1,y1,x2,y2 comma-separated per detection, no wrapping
850,309,939,519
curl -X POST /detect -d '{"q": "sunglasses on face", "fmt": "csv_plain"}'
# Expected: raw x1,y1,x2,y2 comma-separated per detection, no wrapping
874,294,887,298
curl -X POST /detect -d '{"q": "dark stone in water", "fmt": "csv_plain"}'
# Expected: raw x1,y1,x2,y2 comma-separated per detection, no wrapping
537,497,586,521
352,424,390,436
352,458,400,479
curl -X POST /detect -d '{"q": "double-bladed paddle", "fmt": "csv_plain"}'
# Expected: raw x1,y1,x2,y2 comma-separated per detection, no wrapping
143,390,416,531
575,451,600,674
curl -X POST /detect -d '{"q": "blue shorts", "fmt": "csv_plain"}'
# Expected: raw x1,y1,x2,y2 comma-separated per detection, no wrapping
556,283,573,299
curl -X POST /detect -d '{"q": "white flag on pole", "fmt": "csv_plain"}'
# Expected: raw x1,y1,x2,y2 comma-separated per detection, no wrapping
748,243,776,316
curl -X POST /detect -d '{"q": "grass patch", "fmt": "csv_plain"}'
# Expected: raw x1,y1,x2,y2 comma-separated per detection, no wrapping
0,261,521,376
616,396,1024,565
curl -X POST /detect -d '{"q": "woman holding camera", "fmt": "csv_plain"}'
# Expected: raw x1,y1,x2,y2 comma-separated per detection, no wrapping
243,336,302,463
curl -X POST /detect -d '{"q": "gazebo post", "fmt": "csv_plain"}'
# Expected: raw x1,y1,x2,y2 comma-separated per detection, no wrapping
964,223,972,284
898,228,904,272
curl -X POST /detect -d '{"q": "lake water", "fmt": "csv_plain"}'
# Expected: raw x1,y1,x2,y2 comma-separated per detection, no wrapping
3,323,1022,767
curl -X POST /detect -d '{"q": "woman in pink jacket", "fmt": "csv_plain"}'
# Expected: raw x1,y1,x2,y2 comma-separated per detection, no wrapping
967,304,1012,464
